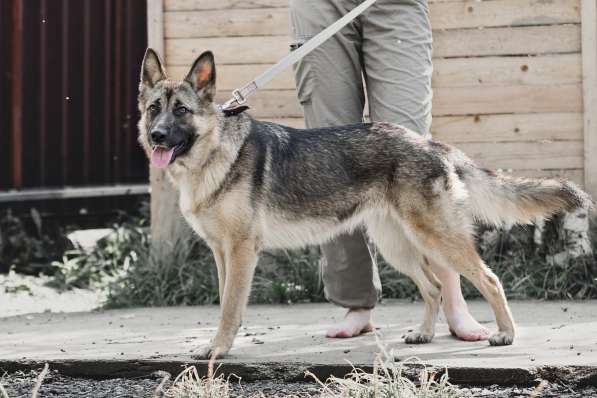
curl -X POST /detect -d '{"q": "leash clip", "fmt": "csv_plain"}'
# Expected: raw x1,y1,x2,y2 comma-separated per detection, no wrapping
232,88,247,105
221,85,254,111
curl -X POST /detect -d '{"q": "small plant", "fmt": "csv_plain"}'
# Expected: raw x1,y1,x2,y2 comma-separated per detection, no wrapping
308,339,460,398
48,217,149,292
252,248,324,304
40,202,597,307
104,236,221,308
0,209,67,275
158,365,236,398
464,220,597,300
309,361,459,398
105,237,321,308
156,340,461,398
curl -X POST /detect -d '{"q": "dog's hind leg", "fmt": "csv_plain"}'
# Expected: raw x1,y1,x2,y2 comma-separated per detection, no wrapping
366,215,442,344
399,211,515,346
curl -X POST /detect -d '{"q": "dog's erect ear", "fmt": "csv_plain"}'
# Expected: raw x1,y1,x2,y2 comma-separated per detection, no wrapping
141,48,166,88
185,51,216,101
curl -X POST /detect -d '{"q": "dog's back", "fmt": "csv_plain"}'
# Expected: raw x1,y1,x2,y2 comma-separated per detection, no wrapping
239,116,593,238
245,119,448,212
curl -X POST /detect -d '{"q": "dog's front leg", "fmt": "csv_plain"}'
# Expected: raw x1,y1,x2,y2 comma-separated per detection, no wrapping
193,238,258,359
208,242,226,305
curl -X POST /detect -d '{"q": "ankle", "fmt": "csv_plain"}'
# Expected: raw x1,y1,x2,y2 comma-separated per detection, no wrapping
442,299,469,317
347,308,371,315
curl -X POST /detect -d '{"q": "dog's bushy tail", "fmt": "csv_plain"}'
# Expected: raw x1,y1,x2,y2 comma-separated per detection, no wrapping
459,163,594,226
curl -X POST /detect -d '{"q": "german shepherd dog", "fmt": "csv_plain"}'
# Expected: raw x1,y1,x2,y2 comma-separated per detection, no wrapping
138,49,593,359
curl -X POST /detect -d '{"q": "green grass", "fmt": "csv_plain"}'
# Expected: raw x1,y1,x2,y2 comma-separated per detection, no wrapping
463,221,597,300
0,209,69,275
30,206,597,307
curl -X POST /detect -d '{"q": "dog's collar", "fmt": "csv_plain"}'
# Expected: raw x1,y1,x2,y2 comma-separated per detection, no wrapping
222,105,250,117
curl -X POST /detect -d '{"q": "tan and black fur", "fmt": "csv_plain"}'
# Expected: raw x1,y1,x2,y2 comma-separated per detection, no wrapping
138,49,594,359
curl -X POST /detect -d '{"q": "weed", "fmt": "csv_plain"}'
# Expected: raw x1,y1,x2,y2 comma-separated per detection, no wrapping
0,209,68,275
463,220,597,300
308,338,460,398
104,236,220,308
48,217,149,292
39,203,597,306
253,248,324,304
309,360,459,398
158,366,236,398
104,239,322,308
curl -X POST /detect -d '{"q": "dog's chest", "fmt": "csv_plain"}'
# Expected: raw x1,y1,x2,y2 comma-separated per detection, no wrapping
178,184,206,238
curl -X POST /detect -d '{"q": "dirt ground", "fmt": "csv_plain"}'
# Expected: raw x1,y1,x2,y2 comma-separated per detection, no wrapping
2,369,597,398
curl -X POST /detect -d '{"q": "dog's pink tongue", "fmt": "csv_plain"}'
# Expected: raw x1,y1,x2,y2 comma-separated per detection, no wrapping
151,147,174,169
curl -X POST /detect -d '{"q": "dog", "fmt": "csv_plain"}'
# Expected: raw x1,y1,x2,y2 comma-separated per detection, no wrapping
137,48,593,359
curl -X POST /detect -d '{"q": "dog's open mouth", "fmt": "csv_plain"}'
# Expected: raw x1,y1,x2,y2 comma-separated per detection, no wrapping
151,144,182,169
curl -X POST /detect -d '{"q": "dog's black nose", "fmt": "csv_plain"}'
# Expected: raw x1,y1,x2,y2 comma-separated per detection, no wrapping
150,128,168,144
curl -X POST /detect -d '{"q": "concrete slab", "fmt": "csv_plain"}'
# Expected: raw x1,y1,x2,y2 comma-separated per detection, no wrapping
1,300,597,385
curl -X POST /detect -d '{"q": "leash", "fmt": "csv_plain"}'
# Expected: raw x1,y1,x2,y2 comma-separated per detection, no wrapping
221,0,378,112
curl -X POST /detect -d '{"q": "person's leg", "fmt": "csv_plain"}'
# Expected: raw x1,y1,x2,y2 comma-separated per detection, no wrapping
430,266,490,340
290,0,381,337
361,0,488,340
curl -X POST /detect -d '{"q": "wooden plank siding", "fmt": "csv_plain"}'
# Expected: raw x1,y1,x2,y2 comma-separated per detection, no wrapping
581,0,597,199
161,0,587,185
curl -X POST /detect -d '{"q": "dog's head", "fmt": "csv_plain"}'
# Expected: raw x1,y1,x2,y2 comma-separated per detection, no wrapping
137,48,218,169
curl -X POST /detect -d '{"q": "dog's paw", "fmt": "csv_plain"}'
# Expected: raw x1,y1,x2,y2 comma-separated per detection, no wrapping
191,345,229,360
488,332,514,346
404,332,434,344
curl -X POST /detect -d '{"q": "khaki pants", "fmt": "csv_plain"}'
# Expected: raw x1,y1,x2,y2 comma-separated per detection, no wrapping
290,0,433,309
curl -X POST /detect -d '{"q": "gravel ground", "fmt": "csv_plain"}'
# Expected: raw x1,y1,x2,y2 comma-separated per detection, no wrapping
2,370,597,397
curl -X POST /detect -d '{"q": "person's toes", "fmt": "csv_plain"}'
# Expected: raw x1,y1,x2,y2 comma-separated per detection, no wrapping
334,329,353,338
325,327,343,338
326,322,374,338
326,327,352,338
449,325,490,341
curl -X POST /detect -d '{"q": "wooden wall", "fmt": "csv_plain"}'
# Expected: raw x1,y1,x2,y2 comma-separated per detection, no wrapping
151,0,597,195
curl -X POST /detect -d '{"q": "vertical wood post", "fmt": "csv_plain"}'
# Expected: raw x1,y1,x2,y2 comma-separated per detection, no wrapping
11,0,23,190
146,0,187,243
581,0,597,200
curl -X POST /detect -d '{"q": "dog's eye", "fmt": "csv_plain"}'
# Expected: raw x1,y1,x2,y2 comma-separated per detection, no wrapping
148,104,160,114
174,106,190,117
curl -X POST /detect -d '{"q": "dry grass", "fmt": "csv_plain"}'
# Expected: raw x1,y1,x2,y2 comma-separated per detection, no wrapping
155,337,460,398
1,364,49,398
0,383,9,398
308,338,460,398
157,367,235,398
0,343,460,398
30,363,49,398
156,358,239,398
309,360,458,398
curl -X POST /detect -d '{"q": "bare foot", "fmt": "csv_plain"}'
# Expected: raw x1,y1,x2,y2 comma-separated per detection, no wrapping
444,305,490,341
326,309,374,338
432,265,490,341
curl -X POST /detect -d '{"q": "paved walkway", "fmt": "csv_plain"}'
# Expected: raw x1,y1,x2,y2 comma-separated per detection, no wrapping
1,300,596,384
